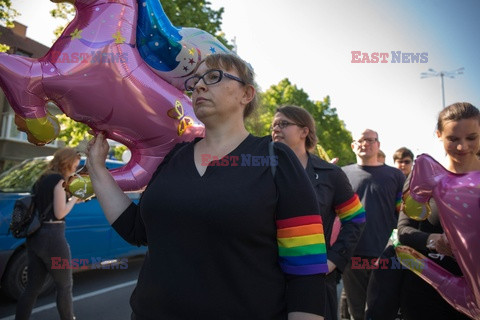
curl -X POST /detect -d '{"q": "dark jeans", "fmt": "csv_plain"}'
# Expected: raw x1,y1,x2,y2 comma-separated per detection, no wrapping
15,223,74,320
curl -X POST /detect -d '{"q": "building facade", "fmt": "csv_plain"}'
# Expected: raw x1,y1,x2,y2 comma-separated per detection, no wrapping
0,22,63,172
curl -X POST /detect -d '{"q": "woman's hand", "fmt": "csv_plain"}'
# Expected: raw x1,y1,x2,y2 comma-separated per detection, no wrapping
427,233,454,257
327,260,337,274
435,233,454,257
86,132,110,174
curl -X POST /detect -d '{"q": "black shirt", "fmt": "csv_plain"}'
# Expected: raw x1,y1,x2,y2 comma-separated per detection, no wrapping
34,173,63,221
113,135,327,319
342,164,405,257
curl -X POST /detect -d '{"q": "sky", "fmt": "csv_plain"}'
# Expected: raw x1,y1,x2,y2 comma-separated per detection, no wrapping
9,0,480,165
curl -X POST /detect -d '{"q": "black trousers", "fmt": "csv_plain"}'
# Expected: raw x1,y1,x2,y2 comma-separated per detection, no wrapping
400,270,470,320
325,270,340,320
365,245,404,320
15,223,74,320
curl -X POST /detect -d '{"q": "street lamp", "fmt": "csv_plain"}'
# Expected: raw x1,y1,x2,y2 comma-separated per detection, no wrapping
420,67,464,109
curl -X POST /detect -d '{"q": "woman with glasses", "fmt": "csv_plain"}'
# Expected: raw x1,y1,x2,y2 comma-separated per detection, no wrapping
271,105,366,320
86,54,327,319
397,102,479,320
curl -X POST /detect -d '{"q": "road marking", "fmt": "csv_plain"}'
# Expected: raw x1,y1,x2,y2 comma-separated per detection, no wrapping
0,280,137,320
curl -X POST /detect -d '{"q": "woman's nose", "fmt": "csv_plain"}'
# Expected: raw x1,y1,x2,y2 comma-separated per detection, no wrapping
457,142,466,151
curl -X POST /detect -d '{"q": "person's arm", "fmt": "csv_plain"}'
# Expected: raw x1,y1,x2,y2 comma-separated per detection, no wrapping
86,132,132,224
273,143,326,318
329,168,366,273
397,173,432,251
53,180,79,219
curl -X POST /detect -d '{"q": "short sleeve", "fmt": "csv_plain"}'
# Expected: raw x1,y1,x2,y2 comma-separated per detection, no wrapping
273,142,326,315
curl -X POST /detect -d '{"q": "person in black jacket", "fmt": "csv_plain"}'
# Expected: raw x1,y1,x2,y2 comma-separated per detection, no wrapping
272,105,366,320
16,148,80,320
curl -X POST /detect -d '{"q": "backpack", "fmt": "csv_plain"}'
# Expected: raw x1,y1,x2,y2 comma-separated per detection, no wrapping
9,182,52,239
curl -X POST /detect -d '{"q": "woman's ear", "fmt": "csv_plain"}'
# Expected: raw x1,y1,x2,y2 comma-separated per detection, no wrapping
436,130,442,139
301,127,309,139
241,85,255,105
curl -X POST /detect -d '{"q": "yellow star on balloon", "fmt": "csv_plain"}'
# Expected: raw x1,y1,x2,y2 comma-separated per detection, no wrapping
70,28,82,40
188,48,195,56
112,30,125,44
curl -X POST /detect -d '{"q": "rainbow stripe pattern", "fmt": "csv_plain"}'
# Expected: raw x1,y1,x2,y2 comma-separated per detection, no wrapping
277,215,328,275
395,192,402,212
335,194,366,224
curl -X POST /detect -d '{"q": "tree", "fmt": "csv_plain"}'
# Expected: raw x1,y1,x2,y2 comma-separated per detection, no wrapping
50,3,75,39
161,0,230,48
246,79,356,166
50,1,229,153
0,0,19,52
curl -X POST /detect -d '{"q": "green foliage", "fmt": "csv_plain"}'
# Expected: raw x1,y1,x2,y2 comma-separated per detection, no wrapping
0,0,19,52
50,3,75,39
161,0,231,49
113,145,128,161
0,158,48,192
57,114,92,147
246,79,355,166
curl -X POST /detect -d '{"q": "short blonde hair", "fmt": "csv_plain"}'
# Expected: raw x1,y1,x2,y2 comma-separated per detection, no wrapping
200,53,258,118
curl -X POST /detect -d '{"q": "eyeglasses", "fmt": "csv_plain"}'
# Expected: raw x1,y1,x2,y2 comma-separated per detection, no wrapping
184,69,246,92
354,138,378,145
270,120,299,130
395,159,412,165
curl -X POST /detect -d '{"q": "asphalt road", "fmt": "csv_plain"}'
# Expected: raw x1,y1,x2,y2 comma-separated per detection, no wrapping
0,256,144,320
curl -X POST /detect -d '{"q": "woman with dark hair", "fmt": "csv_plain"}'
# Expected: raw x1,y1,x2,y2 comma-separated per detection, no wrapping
16,148,81,320
398,102,480,320
272,105,366,320
87,54,328,319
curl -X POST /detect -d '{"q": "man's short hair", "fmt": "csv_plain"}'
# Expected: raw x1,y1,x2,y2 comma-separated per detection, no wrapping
393,147,414,161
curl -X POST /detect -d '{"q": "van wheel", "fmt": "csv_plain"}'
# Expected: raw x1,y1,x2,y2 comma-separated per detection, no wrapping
0,248,54,300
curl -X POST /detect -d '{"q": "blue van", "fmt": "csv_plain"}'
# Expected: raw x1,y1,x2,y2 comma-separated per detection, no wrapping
0,157,147,300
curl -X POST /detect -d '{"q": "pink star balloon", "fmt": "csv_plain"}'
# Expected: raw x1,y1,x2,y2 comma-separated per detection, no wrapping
397,154,480,319
0,0,233,197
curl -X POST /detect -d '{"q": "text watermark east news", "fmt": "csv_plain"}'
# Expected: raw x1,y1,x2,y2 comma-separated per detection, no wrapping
51,257,129,270
201,154,278,167
50,51,128,64
351,256,427,271
351,51,428,63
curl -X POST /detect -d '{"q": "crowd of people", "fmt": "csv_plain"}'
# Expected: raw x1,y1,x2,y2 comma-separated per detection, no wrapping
15,52,479,320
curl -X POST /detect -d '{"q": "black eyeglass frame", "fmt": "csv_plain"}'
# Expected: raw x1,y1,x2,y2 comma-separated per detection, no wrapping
270,120,300,130
184,69,246,92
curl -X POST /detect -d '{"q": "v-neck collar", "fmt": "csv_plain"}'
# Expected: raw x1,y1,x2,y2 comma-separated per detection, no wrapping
191,134,253,178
